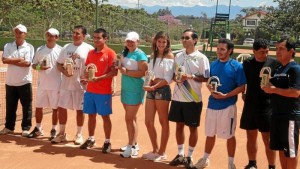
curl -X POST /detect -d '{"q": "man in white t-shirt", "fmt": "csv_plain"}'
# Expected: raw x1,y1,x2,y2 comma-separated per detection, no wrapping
0,24,34,137
168,29,210,169
51,25,94,144
27,28,62,140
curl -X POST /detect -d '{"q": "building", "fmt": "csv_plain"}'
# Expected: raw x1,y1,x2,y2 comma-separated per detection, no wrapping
242,11,267,31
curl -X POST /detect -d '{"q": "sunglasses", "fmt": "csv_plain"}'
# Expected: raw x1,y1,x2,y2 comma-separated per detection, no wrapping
181,36,192,40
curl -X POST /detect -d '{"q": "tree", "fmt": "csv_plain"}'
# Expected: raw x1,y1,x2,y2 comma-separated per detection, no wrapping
259,0,300,40
0,0,94,38
156,7,172,16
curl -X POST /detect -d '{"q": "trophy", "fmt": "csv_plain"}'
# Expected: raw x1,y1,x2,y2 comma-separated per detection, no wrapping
114,59,120,67
236,54,251,63
207,76,222,92
116,53,124,67
86,63,98,81
260,67,271,86
64,58,74,76
143,71,154,87
42,57,50,67
175,65,185,82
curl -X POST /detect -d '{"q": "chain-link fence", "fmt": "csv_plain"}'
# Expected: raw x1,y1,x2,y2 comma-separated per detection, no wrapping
0,68,51,125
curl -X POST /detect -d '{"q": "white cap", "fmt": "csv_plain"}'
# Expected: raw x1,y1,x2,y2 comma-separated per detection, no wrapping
13,24,27,33
46,28,59,36
125,31,139,42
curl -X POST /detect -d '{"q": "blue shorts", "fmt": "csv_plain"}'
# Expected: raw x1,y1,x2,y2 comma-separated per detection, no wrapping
83,92,112,116
121,90,145,105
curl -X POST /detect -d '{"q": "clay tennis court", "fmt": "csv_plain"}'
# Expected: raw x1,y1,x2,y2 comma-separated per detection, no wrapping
0,50,298,169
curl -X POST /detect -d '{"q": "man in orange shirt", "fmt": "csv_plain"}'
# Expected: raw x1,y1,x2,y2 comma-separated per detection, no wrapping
79,28,117,153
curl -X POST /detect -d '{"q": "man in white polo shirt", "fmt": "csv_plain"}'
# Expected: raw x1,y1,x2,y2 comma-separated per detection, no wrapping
27,28,62,140
0,24,34,137
51,25,94,144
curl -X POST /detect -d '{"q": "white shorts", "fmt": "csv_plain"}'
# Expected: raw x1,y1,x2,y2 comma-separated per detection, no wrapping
57,90,84,110
205,104,237,139
36,89,59,109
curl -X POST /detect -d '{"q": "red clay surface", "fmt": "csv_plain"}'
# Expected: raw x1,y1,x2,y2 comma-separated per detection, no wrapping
0,50,299,169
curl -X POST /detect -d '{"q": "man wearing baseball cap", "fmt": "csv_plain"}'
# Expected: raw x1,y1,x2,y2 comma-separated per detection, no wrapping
27,28,62,140
0,24,34,137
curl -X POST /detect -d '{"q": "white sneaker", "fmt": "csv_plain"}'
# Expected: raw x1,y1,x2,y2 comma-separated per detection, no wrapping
0,128,14,135
120,145,132,158
21,130,30,137
194,158,210,169
131,146,139,158
142,152,156,159
120,143,140,151
51,133,68,144
153,154,167,162
120,145,139,158
228,162,236,169
74,134,84,145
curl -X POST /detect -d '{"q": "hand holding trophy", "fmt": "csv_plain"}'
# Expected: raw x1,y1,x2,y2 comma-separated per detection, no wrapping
259,67,271,87
63,58,74,76
207,76,222,92
143,70,155,87
86,63,98,81
175,65,185,82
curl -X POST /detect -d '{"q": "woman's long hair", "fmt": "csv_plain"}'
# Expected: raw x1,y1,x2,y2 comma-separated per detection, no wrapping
122,46,129,57
151,31,171,68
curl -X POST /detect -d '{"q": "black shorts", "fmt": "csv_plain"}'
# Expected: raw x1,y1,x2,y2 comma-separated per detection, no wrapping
240,112,271,132
270,117,300,157
146,85,171,101
168,101,203,127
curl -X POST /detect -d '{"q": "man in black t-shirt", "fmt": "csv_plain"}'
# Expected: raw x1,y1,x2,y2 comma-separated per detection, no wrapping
262,36,300,169
241,38,279,169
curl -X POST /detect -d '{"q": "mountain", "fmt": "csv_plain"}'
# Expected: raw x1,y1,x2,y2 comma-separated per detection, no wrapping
142,5,244,19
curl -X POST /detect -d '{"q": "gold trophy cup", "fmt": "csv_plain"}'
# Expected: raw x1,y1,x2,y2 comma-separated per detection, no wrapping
64,58,74,76
259,67,271,86
175,65,185,82
143,71,154,87
207,76,222,92
86,63,98,81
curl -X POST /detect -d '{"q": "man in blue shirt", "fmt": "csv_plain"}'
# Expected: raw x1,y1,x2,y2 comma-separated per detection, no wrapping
194,38,246,169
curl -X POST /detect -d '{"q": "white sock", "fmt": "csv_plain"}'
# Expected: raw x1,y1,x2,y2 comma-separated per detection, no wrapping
204,152,210,159
105,139,110,143
178,144,184,156
52,125,57,130
88,136,95,141
36,123,42,130
228,157,234,163
77,126,82,135
59,124,66,134
187,146,195,157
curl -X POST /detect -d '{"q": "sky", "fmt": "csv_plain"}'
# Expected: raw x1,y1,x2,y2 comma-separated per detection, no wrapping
105,0,278,8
